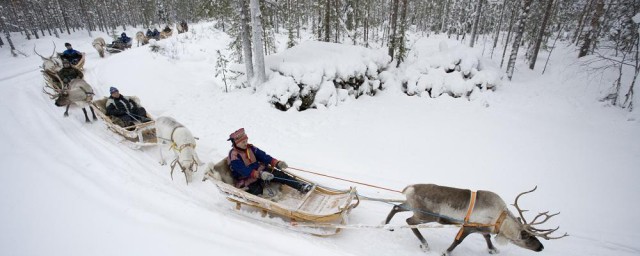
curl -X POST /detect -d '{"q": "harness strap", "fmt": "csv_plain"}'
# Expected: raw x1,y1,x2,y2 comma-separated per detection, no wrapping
455,191,509,240
493,211,508,234
456,191,477,240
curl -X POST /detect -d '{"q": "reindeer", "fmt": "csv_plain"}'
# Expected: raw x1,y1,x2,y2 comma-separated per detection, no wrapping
385,184,567,255
135,31,148,46
34,43,62,72
92,37,106,58
155,116,202,184
43,78,98,123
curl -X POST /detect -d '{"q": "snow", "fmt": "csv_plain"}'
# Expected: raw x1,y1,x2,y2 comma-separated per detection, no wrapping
1,22,640,256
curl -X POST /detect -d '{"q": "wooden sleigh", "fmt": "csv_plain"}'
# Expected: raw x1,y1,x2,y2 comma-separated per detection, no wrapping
91,97,157,147
203,159,360,236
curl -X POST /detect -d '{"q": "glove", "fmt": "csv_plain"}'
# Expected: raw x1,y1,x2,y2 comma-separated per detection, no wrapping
277,161,288,170
260,171,274,181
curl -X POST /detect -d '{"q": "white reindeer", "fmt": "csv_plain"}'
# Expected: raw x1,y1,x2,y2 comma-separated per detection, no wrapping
34,43,62,72
92,37,106,58
155,116,202,184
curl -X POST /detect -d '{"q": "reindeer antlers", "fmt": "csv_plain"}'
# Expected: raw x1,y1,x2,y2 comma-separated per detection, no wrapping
512,186,568,240
34,41,57,60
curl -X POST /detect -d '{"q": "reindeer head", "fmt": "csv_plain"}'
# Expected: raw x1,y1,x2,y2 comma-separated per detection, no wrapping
170,143,200,184
497,186,568,252
35,42,61,72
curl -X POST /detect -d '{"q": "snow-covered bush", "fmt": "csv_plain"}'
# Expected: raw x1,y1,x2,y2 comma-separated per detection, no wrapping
402,41,502,99
263,41,391,111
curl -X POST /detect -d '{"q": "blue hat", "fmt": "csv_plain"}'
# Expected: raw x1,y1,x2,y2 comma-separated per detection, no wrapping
110,87,119,94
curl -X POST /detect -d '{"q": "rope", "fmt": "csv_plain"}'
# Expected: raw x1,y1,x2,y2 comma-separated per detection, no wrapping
288,167,403,193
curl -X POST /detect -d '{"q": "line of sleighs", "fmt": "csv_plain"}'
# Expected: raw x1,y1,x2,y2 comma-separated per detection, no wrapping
36,54,566,256
91,21,188,56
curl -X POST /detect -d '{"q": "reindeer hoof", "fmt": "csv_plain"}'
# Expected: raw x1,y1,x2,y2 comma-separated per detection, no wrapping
93,117,98,121
63,113,69,117
419,244,430,252
488,248,499,254
159,161,166,166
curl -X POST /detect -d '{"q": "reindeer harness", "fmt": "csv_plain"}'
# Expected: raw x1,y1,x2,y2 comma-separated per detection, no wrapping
455,191,508,240
162,125,197,181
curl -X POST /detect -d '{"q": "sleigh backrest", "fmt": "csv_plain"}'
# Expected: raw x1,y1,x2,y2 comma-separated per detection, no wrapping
213,158,235,185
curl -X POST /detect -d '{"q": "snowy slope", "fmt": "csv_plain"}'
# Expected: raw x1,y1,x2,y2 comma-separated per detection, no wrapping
1,23,639,256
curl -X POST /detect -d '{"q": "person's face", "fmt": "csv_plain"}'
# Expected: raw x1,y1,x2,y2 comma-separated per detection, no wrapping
65,45,71,50
111,91,120,97
235,138,248,149
63,62,70,68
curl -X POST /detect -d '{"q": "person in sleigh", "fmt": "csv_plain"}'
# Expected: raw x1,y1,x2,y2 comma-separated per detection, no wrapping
227,128,312,196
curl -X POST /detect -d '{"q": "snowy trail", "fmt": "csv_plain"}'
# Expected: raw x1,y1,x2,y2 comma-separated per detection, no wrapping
2,24,640,256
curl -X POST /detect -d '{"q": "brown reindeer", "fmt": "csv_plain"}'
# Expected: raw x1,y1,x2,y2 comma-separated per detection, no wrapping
92,37,106,58
385,184,567,255
44,78,98,123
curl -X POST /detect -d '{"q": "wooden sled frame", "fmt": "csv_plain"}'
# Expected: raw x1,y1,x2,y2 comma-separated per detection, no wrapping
205,159,360,235
91,97,157,146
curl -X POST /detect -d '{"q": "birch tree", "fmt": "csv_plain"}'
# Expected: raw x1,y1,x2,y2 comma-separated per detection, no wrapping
250,0,266,85
506,0,533,80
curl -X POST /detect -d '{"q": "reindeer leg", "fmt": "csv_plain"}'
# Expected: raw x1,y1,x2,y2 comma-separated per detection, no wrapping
64,104,70,117
483,234,499,254
384,203,410,231
82,107,90,123
406,216,429,252
443,228,472,256
89,105,98,120
158,145,167,165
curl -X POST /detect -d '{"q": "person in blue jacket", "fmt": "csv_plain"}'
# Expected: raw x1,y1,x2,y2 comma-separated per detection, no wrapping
227,128,312,196
61,43,83,65
119,32,131,44
146,29,153,38
152,28,160,40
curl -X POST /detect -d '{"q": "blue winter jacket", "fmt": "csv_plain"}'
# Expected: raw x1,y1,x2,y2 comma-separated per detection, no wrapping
228,145,278,180
61,49,82,61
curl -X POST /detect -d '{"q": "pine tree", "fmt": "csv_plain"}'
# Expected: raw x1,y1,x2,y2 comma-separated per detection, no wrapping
215,50,230,93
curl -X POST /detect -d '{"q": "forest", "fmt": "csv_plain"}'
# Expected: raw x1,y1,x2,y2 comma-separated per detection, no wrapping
0,0,638,110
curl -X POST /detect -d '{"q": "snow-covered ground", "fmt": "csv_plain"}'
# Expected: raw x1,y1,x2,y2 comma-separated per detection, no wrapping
1,22,639,256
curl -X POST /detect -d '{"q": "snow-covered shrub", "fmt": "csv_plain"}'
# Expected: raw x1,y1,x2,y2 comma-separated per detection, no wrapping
402,41,502,99
263,41,390,111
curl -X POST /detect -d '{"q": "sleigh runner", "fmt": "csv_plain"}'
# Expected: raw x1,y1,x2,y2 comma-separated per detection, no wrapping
204,159,360,236
91,97,157,146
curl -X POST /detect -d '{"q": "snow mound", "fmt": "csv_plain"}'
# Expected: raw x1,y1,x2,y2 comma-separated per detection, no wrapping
263,41,390,111
402,40,502,99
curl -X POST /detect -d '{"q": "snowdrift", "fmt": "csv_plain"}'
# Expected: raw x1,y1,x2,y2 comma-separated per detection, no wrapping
263,41,391,111
402,40,502,99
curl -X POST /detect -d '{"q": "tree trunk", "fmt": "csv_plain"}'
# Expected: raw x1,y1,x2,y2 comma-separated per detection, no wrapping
491,1,508,57
500,4,518,68
238,0,254,82
396,0,408,67
0,5,17,56
441,0,450,33
79,0,93,37
506,0,533,80
529,0,554,69
250,0,266,85
573,0,593,44
324,0,331,42
470,0,484,47
388,0,399,60
578,0,604,58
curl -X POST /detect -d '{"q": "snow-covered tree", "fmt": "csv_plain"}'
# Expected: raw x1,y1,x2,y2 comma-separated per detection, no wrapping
250,0,266,85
